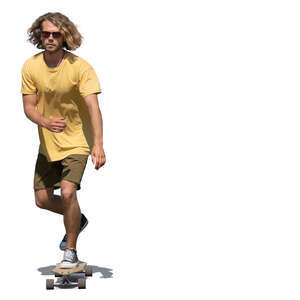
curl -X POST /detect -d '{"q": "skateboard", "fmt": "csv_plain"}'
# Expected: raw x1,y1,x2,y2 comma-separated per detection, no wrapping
46,262,93,289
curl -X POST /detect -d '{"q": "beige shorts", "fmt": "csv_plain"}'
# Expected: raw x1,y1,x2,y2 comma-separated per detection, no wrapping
34,153,89,191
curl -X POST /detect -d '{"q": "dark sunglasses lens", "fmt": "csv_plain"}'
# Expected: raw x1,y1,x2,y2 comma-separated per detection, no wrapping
53,32,62,38
41,31,61,39
41,31,50,38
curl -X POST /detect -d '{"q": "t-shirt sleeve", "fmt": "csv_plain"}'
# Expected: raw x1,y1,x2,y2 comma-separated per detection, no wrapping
21,62,37,94
78,66,102,98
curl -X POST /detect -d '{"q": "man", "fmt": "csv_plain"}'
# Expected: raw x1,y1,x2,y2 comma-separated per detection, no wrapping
21,12,106,268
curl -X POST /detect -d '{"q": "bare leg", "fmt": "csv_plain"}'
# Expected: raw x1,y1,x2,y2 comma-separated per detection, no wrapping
35,187,64,215
61,180,81,250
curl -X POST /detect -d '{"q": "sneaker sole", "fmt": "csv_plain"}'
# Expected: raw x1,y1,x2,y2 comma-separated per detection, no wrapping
58,262,80,269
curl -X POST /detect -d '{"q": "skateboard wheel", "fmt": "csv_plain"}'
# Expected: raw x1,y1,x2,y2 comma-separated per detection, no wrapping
78,278,86,289
46,279,54,290
85,265,93,277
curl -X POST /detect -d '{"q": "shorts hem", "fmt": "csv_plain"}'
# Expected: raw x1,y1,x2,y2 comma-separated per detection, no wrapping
60,179,81,191
33,185,61,191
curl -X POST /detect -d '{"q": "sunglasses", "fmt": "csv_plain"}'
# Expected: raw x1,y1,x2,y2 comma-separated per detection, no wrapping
41,31,62,39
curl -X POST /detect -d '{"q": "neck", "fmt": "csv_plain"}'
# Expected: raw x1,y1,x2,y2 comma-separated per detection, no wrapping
44,48,65,67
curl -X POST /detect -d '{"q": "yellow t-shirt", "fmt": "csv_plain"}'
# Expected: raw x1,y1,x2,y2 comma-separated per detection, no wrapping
21,51,102,162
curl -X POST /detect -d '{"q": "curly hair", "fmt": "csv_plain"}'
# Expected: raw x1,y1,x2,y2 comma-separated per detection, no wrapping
27,12,83,51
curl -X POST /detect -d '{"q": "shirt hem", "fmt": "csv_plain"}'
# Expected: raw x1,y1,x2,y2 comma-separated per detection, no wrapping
39,148,91,162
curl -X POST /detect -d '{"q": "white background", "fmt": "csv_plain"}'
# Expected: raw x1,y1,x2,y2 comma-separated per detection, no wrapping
0,0,299,299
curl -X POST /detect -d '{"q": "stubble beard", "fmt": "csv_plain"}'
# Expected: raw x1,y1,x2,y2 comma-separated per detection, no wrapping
43,42,63,54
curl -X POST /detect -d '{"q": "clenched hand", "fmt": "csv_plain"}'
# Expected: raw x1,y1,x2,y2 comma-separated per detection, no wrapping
45,117,67,133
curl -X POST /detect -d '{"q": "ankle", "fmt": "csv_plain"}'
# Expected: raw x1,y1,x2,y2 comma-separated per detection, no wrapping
66,247,77,251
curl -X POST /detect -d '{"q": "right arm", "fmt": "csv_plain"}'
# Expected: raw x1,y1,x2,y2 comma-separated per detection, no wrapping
22,94,48,127
22,94,67,132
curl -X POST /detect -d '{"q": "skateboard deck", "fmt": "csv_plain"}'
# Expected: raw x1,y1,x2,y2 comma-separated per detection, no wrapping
52,262,87,275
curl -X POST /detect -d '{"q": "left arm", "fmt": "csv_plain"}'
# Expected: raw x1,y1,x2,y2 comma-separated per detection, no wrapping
84,93,106,170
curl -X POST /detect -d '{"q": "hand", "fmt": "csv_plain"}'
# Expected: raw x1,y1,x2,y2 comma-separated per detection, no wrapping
91,145,106,170
44,117,67,133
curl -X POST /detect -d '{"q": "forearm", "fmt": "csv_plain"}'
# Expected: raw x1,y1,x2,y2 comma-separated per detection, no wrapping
25,107,48,127
89,105,103,147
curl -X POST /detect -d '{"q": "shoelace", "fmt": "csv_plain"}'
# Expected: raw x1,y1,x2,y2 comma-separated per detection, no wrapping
63,249,76,262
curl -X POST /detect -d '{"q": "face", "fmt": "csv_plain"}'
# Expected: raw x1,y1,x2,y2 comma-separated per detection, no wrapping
41,20,64,52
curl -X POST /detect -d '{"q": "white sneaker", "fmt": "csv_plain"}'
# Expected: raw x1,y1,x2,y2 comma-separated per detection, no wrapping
58,248,79,269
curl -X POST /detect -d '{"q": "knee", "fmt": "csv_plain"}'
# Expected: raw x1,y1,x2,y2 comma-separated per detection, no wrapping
34,188,54,209
61,188,76,204
35,198,44,209
34,192,48,209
